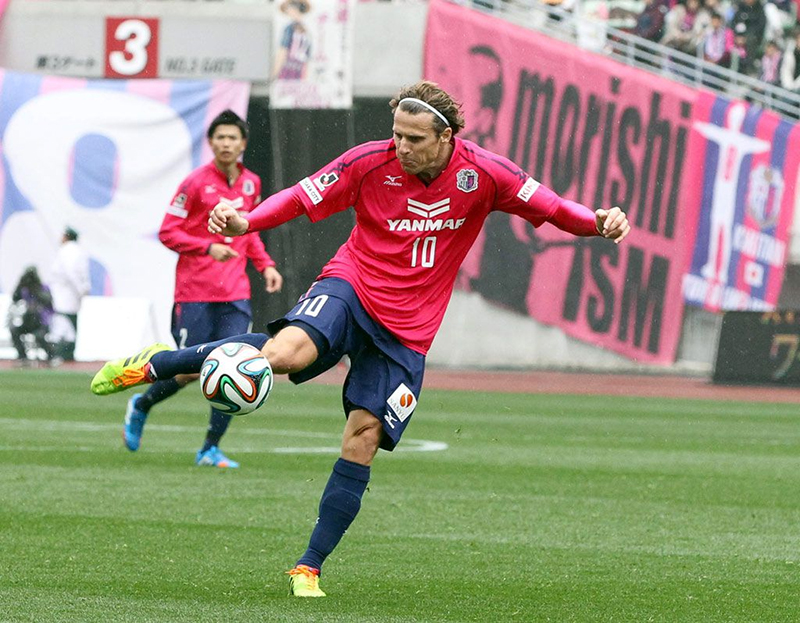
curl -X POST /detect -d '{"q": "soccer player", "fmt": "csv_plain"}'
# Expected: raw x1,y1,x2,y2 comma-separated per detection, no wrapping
121,109,283,468
91,81,630,596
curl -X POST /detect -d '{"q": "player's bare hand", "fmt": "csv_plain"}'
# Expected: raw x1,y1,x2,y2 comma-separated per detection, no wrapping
264,266,284,293
208,203,249,236
208,243,240,262
595,207,630,244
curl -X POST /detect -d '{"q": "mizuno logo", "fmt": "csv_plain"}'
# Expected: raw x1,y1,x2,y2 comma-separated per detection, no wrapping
384,175,403,186
406,198,450,218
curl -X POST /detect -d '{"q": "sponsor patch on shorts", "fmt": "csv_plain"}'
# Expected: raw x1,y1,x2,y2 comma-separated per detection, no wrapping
300,177,323,205
387,383,417,422
516,177,540,203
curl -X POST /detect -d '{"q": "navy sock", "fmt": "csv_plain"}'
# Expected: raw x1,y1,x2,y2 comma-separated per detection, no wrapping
296,458,371,572
201,409,233,452
151,333,269,379
135,378,181,413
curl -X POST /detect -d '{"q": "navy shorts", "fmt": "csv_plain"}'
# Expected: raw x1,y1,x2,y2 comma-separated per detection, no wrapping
267,278,425,451
172,300,252,348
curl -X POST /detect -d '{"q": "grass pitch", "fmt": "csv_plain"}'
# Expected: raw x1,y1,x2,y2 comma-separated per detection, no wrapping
1,369,799,622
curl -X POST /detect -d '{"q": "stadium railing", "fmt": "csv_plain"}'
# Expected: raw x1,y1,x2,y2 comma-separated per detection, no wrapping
454,0,800,121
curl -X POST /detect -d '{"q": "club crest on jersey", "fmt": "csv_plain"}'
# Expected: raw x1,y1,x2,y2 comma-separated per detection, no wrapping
314,172,339,191
456,169,479,193
242,179,256,196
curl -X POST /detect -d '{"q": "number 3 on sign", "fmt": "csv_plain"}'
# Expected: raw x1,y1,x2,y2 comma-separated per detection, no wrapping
105,17,160,78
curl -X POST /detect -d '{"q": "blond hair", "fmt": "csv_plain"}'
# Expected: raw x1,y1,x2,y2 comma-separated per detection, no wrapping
390,81,466,135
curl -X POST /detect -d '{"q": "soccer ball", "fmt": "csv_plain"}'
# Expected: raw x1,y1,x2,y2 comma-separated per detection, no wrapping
199,342,273,415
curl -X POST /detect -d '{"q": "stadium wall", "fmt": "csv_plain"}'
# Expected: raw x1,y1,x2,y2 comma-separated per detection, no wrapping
0,0,795,374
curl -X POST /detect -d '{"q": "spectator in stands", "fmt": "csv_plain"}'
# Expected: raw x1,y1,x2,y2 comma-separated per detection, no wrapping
703,0,736,23
759,39,784,84
634,0,667,43
731,22,757,73
661,0,710,55
780,28,800,93
7,266,55,365
731,0,767,60
763,0,795,42
703,11,735,66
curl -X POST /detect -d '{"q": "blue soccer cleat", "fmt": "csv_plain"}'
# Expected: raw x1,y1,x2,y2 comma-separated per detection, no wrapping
195,446,239,469
123,393,148,452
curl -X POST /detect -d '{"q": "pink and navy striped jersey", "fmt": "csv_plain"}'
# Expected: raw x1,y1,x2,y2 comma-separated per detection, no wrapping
161,161,275,303
293,137,599,354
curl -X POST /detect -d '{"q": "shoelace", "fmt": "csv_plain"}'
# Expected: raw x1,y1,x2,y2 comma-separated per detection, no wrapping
287,565,320,586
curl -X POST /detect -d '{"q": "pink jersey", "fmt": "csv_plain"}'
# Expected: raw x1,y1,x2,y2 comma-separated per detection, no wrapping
293,138,599,354
160,161,275,303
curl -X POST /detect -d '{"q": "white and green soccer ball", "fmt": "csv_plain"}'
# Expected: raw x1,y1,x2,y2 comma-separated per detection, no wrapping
199,342,273,415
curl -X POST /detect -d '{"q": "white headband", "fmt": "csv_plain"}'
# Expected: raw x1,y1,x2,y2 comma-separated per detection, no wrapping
398,97,450,127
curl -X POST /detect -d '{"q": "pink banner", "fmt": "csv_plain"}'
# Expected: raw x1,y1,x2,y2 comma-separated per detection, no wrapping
425,0,700,364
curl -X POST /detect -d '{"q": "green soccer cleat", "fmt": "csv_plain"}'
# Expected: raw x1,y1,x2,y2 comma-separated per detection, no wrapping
90,343,171,396
287,565,326,597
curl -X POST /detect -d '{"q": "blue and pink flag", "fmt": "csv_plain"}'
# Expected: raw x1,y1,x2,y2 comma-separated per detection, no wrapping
0,69,250,343
681,92,800,312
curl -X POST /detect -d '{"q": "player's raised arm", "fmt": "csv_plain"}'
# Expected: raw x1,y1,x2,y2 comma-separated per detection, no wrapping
541,192,631,244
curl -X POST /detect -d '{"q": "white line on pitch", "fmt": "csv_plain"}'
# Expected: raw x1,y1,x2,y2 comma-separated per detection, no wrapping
0,418,448,453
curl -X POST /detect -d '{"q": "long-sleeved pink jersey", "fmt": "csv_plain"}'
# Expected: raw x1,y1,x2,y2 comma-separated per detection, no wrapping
160,161,275,303
246,138,598,354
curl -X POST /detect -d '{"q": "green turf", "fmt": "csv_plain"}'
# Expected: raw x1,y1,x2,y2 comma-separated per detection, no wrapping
1,369,799,622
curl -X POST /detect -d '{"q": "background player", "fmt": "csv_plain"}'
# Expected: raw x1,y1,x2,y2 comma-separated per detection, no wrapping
122,109,283,468
92,81,630,595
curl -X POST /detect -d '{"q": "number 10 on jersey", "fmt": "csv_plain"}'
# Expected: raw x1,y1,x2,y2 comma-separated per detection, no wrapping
411,236,437,268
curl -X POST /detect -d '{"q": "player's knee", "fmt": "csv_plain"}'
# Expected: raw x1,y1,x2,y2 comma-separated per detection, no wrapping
262,327,318,374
